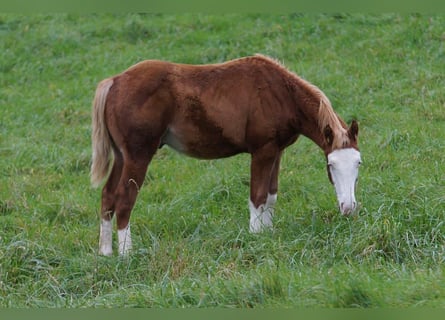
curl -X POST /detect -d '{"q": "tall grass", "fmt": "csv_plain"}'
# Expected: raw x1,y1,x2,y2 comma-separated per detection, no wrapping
0,13,444,307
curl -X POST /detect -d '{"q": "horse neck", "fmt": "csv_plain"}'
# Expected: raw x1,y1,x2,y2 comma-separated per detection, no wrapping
290,81,347,155
298,111,331,154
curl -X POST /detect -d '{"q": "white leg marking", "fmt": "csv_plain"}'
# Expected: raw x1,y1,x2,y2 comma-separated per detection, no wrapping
249,200,262,233
118,223,132,256
99,219,113,256
249,199,274,233
266,193,277,210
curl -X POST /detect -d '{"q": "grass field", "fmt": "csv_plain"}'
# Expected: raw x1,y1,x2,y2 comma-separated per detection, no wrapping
0,13,444,307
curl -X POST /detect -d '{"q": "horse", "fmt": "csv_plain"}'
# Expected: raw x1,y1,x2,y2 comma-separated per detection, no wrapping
90,54,361,256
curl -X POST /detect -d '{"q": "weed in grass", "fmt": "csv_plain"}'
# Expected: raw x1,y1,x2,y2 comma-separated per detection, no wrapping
334,280,375,308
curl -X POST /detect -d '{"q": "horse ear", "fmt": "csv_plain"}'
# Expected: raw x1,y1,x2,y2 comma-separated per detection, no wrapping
324,125,334,146
348,120,359,141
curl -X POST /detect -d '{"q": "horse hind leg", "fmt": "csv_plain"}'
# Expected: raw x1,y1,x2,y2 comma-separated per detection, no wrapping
113,146,158,256
99,150,123,256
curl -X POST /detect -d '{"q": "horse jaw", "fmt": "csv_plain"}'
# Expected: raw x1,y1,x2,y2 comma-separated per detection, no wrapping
327,148,361,215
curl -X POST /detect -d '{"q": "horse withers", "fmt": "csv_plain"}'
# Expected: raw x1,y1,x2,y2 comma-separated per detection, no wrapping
91,54,361,256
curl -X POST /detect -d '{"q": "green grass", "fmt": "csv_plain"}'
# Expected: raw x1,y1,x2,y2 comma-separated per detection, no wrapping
1,13,444,307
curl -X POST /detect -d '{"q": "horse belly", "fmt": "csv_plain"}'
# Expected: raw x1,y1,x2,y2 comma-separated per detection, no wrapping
161,126,245,159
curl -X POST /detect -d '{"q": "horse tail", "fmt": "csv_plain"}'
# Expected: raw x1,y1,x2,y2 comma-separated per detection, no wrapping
91,78,114,188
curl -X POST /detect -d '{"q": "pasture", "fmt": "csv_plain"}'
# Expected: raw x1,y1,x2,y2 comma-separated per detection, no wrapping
0,13,444,307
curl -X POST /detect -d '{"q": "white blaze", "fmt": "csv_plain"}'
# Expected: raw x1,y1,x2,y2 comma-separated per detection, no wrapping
327,148,361,215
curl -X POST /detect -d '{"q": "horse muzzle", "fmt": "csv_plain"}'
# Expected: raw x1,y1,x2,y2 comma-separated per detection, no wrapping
339,200,357,216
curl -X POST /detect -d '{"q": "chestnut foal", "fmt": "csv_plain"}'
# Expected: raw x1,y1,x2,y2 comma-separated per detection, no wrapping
91,55,361,255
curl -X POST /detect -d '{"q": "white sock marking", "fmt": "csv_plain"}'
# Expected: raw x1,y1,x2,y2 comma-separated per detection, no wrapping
99,219,113,256
118,223,132,255
249,197,274,233
266,193,277,209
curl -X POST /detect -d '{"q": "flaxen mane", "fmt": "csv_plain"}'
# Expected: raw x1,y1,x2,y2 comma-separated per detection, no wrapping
253,54,350,149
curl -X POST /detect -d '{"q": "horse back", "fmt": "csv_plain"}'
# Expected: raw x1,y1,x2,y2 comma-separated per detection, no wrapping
106,58,299,158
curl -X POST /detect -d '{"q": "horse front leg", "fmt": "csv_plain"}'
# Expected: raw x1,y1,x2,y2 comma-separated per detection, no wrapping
264,150,282,219
249,145,280,233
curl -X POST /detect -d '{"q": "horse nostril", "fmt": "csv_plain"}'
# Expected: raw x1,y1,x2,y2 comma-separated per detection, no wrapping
340,202,353,216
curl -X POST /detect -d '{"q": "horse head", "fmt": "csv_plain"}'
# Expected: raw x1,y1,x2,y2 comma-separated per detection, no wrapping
324,120,361,216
